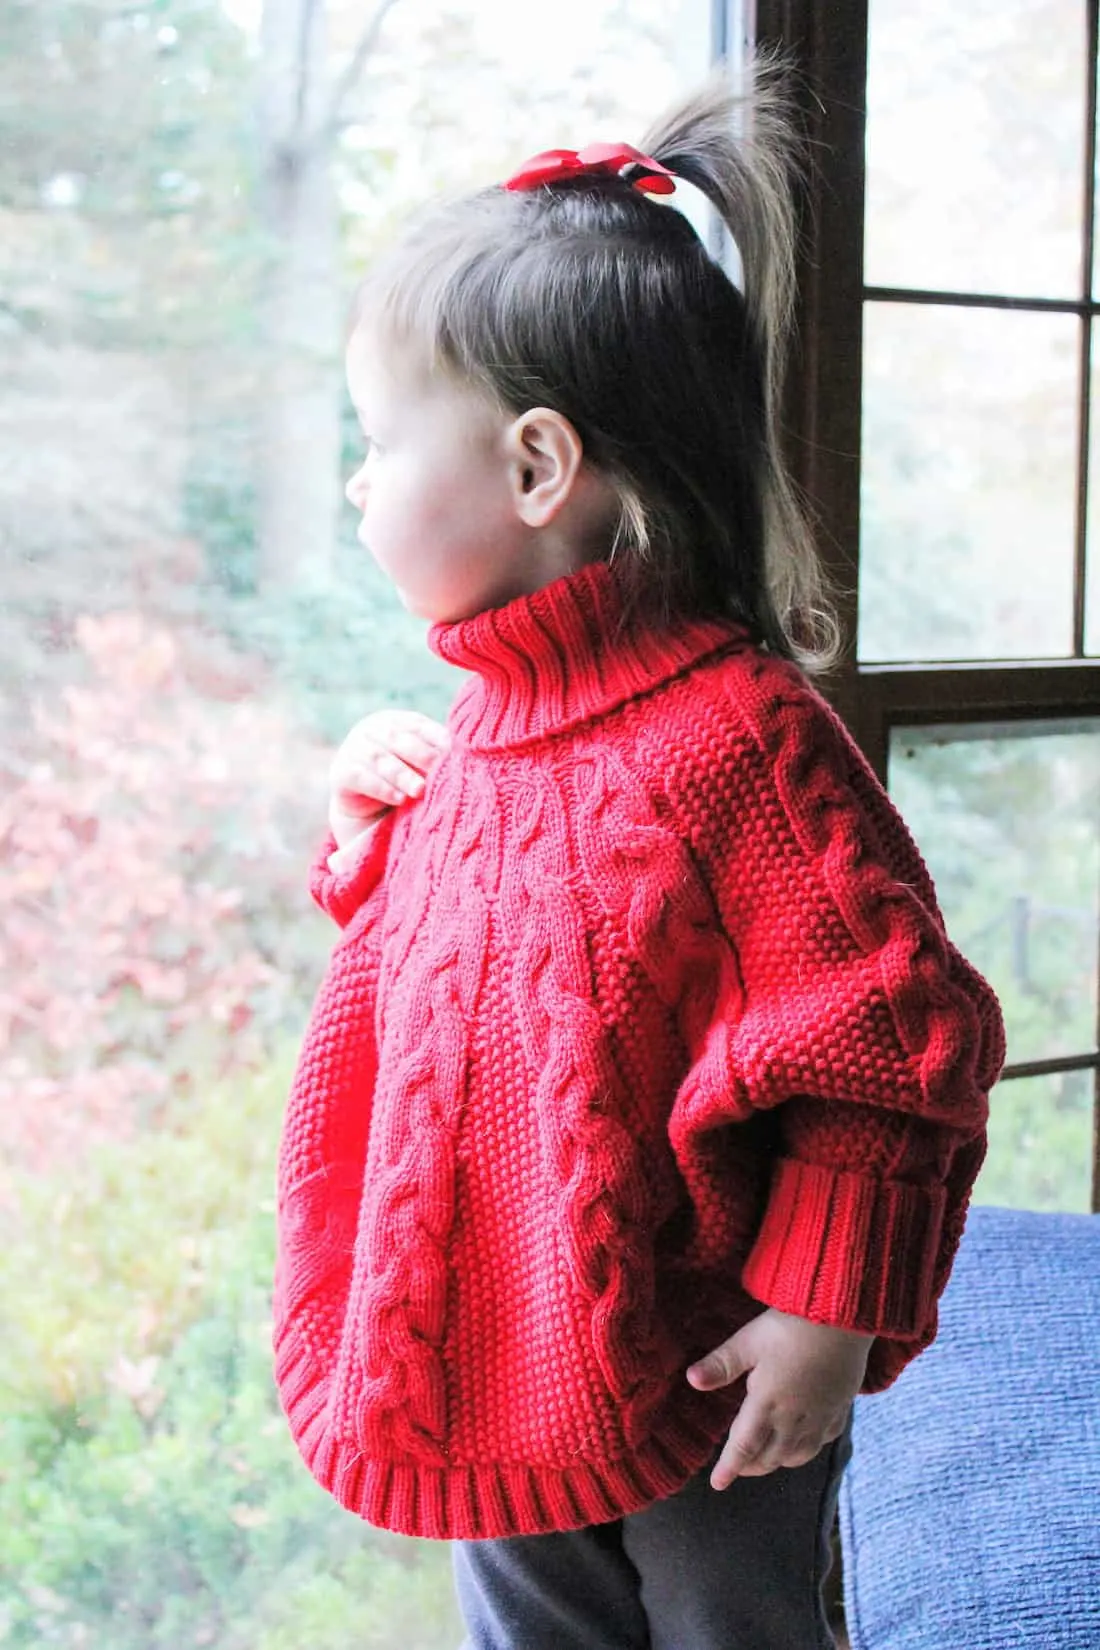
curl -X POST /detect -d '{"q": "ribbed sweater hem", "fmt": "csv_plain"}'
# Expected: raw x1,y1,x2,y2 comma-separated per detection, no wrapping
274,1329,731,1540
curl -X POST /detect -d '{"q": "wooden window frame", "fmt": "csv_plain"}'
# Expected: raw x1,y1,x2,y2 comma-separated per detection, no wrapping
721,0,1100,1210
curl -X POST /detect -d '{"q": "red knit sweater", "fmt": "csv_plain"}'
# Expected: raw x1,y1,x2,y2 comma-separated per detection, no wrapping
274,560,1005,1541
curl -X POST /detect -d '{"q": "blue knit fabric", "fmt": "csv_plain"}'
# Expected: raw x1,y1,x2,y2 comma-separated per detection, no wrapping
839,1204,1100,1650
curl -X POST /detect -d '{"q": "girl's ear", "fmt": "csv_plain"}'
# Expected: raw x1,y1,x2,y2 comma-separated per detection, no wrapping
504,408,585,527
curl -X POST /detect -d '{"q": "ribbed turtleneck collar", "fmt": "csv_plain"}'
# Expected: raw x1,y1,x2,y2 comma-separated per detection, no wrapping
427,560,746,749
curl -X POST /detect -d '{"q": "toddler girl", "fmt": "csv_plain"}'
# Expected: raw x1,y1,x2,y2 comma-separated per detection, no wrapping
274,61,1005,1650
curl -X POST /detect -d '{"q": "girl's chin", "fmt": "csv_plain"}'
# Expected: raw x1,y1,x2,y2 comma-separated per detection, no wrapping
394,585,446,623
393,585,430,618
384,571,487,625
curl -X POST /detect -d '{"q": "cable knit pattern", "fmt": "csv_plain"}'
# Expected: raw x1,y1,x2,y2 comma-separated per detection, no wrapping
503,765,665,1435
274,559,1006,1540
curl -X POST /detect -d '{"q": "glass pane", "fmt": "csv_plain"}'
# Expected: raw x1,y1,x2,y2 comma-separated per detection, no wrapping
340,0,708,214
859,305,1079,662
974,1071,1094,1212
0,2,704,1646
1094,43,1100,302
865,0,1087,298
888,720,1100,1069
1088,343,1100,654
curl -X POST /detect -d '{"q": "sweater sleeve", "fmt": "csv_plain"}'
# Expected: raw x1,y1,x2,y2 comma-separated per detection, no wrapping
309,810,397,929
673,657,1006,1390
274,814,397,1395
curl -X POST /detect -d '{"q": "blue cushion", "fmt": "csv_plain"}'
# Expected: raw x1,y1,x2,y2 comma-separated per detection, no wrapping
839,1204,1100,1650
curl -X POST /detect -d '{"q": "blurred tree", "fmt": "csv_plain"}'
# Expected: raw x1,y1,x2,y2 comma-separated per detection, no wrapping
0,0,397,605
255,0,400,589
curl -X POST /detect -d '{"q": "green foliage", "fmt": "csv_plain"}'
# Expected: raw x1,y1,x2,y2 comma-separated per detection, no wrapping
0,1062,286,1412
0,1,249,200
182,393,457,739
250,1544,459,1650
0,1062,460,1650
225,570,456,742
219,549,457,743
890,721,1099,1216
858,389,978,661
183,416,259,597
0,0,259,344
978,1067,1093,1215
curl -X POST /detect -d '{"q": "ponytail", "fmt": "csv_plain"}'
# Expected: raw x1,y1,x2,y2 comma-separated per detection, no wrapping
640,59,841,673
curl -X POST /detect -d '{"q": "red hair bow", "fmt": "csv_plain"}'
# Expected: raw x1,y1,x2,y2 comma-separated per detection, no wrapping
503,141,676,196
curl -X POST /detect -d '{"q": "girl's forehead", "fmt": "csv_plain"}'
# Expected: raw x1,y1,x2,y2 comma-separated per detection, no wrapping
345,325,404,403
347,322,508,433
346,322,446,410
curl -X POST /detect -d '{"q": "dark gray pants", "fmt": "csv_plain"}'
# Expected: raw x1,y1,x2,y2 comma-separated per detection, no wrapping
453,1417,852,1650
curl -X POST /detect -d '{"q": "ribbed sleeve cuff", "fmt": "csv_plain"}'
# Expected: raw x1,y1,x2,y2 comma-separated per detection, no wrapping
741,1159,947,1340
309,818,392,928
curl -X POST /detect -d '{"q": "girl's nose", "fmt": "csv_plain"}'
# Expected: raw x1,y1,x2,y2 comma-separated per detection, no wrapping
346,464,368,509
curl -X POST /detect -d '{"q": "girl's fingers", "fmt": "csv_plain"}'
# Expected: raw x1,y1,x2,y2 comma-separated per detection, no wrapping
360,752,426,799
345,731,446,785
735,1420,836,1478
329,796,389,838
334,749,425,804
774,1439,824,1470
329,713,450,829
687,1332,752,1391
382,730,449,774
335,782,400,814
353,710,450,759
400,711,451,751
711,1412,775,1491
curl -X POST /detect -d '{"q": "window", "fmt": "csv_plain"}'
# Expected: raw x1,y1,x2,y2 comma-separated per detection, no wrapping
750,0,1100,1215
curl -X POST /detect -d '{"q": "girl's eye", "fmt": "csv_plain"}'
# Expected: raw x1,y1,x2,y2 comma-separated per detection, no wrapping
364,436,383,459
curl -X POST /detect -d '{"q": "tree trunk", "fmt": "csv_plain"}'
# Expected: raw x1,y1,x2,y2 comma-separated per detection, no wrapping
256,0,341,591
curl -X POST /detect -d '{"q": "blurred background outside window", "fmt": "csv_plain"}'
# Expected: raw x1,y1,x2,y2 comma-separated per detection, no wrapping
861,0,1100,1218
0,5,709,1645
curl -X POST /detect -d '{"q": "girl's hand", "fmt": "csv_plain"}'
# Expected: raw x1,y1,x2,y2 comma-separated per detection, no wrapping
686,1307,873,1490
328,709,451,851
